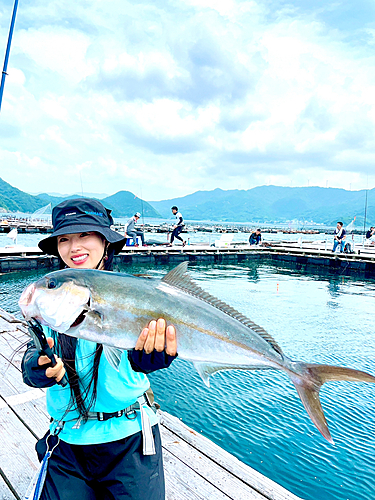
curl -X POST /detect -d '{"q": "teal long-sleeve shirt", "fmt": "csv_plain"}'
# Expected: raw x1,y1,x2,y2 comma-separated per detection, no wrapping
22,329,158,445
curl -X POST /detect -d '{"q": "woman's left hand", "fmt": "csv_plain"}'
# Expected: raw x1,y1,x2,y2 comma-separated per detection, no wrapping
135,318,177,356
129,319,178,374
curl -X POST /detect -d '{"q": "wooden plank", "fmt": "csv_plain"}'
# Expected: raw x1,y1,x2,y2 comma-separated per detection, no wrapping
161,426,265,500
0,327,50,441
0,316,28,340
0,331,28,371
0,475,17,500
0,360,49,439
0,309,26,326
0,406,40,499
163,448,231,500
160,413,303,500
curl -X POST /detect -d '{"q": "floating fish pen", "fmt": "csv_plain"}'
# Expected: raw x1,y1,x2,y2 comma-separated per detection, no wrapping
0,223,53,234
0,308,303,500
0,218,327,235
1,243,375,277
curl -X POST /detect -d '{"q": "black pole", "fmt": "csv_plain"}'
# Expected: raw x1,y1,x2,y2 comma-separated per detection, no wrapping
363,189,368,237
0,0,19,112
140,186,145,227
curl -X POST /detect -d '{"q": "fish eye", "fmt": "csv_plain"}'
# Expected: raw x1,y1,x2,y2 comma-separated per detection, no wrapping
47,279,57,289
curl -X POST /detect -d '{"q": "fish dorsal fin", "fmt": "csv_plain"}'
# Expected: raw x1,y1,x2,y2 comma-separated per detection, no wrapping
161,262,284,356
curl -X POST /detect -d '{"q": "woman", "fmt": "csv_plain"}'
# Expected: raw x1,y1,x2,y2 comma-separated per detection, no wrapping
21,198,177,500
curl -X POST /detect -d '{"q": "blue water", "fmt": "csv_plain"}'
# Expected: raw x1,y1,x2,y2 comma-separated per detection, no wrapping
147,263,375,500
1,237,375,500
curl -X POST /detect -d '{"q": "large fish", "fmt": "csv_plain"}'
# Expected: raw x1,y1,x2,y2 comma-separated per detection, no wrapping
19,262,375,443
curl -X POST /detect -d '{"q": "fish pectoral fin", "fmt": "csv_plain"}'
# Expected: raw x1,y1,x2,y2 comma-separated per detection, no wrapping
103,345,124,371
193,362,234,388
86,309,103,329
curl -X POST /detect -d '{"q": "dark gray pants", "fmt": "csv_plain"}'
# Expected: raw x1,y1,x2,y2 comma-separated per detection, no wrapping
37,426,165,500
127,230,145,245
170,226,183,244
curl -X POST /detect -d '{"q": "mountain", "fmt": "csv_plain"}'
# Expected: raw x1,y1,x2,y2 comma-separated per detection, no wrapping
2,176,374,226
0,178,49,212
149,186,375,226
0,178,160,218
30,192,110,199
101,191,161,218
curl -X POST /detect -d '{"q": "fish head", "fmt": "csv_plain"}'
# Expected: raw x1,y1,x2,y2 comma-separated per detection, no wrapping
19,270,91,333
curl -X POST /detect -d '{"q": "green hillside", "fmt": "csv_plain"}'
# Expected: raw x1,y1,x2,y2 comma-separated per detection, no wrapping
0,178,160,218
150,185,375,226
0,178,49,212
2,175,374,227
102,191,161,218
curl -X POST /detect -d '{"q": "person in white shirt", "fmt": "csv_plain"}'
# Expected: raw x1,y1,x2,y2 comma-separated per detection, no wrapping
168,206,186,247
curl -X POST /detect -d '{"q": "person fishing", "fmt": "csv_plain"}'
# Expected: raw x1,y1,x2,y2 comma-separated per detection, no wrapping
365,226,375,244
249,229,261,245
332,221,346,253
21,198,177,500
124,211,146,247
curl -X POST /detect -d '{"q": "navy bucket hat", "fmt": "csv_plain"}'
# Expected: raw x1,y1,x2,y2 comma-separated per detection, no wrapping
39,198,126,256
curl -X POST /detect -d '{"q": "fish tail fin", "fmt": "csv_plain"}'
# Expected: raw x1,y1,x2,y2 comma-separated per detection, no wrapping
291,363,375,444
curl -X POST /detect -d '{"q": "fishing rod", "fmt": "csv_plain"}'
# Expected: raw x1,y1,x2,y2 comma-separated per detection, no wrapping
363,188,368,240
140,185,145,227
0,0,19,113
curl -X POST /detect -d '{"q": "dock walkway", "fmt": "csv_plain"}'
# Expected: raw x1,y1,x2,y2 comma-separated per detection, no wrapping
1,242,375,277
0,308,302,500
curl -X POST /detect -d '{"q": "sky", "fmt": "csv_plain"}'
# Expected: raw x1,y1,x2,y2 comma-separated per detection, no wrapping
1,0,375,201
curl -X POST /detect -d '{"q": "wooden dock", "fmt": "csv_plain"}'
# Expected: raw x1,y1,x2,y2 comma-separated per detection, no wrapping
1,242,375,277
0,308,303,500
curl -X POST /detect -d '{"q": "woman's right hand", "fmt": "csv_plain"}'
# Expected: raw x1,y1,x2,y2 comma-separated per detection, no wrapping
38,337,67,383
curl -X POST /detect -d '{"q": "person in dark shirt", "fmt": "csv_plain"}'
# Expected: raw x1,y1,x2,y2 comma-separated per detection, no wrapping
366,227,375,240
332,221,346,252
249,229,261,245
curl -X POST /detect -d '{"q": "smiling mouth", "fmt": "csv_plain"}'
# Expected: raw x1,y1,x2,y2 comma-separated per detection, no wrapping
72,254,88,263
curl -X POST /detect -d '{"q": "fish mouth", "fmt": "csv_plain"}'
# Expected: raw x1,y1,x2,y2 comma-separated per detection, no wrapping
70,310,87,328
68,299,103,330
19,283,36,318
69,298,91,329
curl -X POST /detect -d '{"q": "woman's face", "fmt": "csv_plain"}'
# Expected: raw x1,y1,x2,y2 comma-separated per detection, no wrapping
57,231,106,270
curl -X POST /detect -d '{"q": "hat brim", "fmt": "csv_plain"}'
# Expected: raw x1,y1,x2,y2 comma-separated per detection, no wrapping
38,224,126,256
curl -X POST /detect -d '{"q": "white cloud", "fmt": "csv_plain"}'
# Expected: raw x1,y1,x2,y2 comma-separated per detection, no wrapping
39,97,69,121
15,27,93,82
1,0,375,199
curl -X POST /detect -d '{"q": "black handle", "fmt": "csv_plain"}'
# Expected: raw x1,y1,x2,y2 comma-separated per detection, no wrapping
27,319,69,387
40,344,69,388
